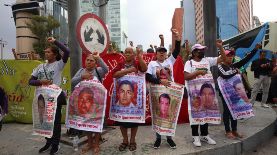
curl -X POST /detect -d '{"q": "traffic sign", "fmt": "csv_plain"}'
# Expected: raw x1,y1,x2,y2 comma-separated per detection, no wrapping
76,13,110,54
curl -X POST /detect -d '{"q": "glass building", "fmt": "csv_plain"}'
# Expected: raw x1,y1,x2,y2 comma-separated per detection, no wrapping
216,0,239,39
43,0,69,44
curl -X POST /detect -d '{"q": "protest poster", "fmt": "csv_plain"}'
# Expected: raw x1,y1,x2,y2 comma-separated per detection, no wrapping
150,82,184,136
109,73,146,123
218,74,254,119
66,80,107,132
32,84,62,138
187,75,221,125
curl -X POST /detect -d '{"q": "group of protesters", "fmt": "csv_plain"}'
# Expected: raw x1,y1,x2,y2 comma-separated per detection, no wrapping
24,26,277,155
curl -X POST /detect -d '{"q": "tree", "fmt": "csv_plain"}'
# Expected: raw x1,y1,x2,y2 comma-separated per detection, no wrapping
111,41,120,52
26,15,60,59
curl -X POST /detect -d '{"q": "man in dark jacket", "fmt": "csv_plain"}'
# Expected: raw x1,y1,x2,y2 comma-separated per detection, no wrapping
250,50,273,108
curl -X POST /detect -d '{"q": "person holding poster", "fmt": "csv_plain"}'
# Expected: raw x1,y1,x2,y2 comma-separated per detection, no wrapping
217,44,261,139
70,53,108,154
29,37,69,155
112,46,147,152
184,40,226,147
146,29,181,149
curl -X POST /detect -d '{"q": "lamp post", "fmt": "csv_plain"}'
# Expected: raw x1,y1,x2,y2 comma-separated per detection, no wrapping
222,23,242,33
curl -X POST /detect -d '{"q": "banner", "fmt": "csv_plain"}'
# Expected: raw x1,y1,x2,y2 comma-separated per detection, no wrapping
0,60,71,123
187,75,221,125
150,82,184,136
32,85,62,138
218,75,254,119
109,74,146,123
66,80,107,132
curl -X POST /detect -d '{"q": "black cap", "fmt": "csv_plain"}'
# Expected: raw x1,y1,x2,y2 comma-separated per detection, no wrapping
156,46,167,52
147,48,154,53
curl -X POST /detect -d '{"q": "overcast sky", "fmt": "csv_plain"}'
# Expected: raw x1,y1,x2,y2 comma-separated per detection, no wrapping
0,0,277,59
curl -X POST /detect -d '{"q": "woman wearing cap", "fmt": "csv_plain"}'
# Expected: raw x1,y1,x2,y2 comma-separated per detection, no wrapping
218,44,261,139
184,40,226,147
146,29,180,149
29,37,70,155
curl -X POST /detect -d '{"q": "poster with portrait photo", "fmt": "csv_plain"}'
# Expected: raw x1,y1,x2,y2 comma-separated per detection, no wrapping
187,77,221,125
66,80,107,132
109,73,146,123
150,82,184,136
218,74,254,119
32,84,62,138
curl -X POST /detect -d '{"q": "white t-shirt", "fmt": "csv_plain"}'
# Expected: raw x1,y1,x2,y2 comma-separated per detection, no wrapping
147,55,176,82
32,60,66,86
184,57,217,75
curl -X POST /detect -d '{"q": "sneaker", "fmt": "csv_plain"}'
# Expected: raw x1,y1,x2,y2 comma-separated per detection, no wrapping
200,135,216,145
262,104,270,108
50,145,60,155
38,143,51,153
192,136,201,147
153,139,161,149
167,138,176,149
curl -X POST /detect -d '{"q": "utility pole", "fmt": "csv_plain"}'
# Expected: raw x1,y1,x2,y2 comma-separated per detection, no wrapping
67,0,81,81
99,0,107,23
0,38,8,60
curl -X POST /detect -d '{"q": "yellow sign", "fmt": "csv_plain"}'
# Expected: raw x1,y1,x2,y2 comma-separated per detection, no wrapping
0,60,71,123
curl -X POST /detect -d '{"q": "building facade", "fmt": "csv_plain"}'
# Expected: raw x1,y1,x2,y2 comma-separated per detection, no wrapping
216,0,251,39
193,0,205,45
182,0,196,44
106,0,128,51
43,0,69,44
182,0,252,44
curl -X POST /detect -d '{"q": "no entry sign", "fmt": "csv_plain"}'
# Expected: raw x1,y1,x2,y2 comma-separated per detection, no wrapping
76,13,110,54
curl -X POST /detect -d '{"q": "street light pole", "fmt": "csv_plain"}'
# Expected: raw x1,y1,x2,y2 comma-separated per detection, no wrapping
222,23,242,33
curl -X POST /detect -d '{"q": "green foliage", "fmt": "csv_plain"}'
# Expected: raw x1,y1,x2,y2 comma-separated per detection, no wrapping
26,15,60,59
111,41,121,52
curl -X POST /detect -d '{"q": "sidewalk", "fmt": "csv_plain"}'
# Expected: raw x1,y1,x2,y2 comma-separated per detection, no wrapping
0,102,276,155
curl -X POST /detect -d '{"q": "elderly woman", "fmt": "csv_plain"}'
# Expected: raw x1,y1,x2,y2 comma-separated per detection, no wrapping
71,52,108,154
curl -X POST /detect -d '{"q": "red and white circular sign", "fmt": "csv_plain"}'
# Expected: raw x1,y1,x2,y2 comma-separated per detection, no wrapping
76,13,110,53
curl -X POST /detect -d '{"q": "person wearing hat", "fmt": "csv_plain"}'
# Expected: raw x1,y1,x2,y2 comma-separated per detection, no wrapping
250,49,273,108
217,44,261,139
184,40,226,147
146,29,180,149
